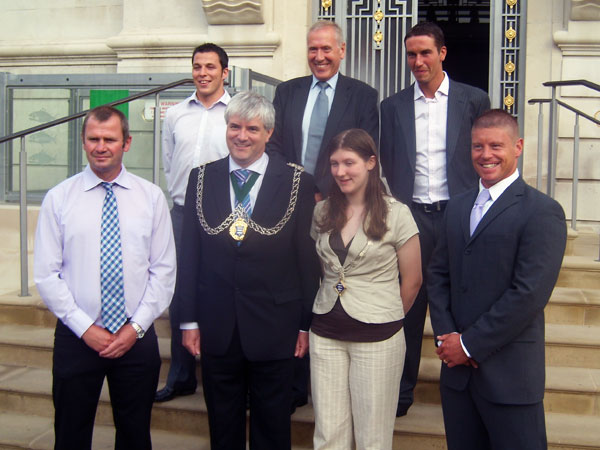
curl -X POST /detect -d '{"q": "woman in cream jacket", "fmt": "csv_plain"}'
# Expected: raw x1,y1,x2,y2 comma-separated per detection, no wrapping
310,129,422,450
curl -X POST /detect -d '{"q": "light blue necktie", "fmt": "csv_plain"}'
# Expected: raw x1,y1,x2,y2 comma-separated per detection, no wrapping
100,182,127,333
469,189,491,236
304,81,329,175
233,169,253,216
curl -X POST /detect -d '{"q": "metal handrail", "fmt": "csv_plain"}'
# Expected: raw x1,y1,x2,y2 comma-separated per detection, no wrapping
2,78,193,297
528,80,600,234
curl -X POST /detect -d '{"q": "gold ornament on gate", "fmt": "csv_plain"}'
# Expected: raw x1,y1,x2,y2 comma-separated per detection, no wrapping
507,0,517,8
374,30,383,44
505,61,515,75
504,94,515,109
322,0,332,11
374,8,384,23
505,26,516,42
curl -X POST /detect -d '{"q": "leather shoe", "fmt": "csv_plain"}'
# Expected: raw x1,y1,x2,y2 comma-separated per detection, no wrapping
154,385,196,403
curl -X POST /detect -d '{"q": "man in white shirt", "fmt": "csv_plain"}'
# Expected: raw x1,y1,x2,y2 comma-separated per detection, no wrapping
379,22,490,416
34,106,176,449
428,109,566,450
156,43,231,402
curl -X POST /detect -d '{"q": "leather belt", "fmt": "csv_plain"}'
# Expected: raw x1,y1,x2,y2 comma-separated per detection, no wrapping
411,201,448,213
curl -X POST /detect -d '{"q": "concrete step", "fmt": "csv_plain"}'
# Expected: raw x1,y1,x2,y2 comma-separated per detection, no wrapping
1,365,599,450
421,319,600,369
546,287,600,326
557,256,600,290
414,357,600,416
3,285,600,334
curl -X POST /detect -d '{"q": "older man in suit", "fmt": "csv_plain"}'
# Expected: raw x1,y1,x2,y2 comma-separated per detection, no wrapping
178,91,320,450
379,21,490,416
267,20,379,198
428,109,567,450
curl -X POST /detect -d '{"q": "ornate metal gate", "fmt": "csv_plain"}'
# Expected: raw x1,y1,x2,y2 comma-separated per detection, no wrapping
313,0,526,124
315,0,417,101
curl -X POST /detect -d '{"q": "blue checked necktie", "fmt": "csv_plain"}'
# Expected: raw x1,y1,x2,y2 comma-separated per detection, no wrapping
100,182,127,333
233,169,253,216
304,81,329,175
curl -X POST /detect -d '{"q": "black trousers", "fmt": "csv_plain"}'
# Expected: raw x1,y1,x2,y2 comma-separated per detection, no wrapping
398,203,445,411
441,383,547,450
165,205,198,390
201,327,295,450
52,320,160,450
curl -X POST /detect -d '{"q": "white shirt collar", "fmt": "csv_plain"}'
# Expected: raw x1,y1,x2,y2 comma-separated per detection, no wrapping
83,164,131,191
190,89,231,109
479,169,520,201
311,72,339,90
228,151,269,176
414,71,449,101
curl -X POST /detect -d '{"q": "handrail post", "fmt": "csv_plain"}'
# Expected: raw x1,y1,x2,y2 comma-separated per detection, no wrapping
571,114,580,231
153,92,161,185
536,102,544,191
19,136,30,297
547,85,558,197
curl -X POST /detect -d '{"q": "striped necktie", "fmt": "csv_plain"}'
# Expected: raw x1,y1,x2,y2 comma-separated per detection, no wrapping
100,182,127,333
233,169,253,216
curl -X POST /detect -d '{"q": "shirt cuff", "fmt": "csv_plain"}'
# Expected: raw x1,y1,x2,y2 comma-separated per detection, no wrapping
180,322,199,330
459,335,471,358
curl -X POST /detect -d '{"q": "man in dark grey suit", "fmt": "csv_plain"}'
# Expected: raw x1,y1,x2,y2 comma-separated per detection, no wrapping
428,109,566,449
267,20,379,198
379,22,490,416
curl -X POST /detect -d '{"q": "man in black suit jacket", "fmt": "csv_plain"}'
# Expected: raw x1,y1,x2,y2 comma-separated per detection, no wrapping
428,109,567,450
178,91,320,450
379,22,490,416
267,20,379,197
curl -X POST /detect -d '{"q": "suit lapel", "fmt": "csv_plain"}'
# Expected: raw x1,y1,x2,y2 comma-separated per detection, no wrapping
292,77,312,162
398,86,417,172
446,80,466,165
321,74,350,151
251,157,284,224
468,178,525,242
343,223,370,269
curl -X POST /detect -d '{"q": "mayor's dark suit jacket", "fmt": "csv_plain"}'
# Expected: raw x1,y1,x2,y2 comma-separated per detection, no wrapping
267,74,379,196
177,156,320,361
428,177,567,405
380,79,490,204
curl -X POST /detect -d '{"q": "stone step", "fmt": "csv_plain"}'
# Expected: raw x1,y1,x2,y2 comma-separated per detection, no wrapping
3,285,599,335
414,357,600,416
557,256,600,290
1,366,599,450
546,287,600,326
421,319,600,369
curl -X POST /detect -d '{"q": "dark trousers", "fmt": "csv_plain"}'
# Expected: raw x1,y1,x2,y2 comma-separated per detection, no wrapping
441,383,547,450
201,327,295,450
165,205,197,391
52,320,160,450
398,203,445,412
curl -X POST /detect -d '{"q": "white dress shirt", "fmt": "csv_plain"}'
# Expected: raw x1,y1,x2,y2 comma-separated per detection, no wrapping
301,73,338,165
162,90,231,206
34,165,177,338
413,72,450,204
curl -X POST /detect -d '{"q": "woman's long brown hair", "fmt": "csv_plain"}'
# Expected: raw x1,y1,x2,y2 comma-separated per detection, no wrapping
317,128,388,240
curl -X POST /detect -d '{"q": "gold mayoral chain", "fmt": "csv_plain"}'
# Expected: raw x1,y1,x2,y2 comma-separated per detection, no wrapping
195,163,304,241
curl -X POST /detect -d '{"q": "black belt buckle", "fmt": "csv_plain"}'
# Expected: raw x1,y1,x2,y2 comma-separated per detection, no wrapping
415,201,447,213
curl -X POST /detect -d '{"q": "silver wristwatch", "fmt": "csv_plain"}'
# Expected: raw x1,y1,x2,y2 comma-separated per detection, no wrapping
130,321,145,339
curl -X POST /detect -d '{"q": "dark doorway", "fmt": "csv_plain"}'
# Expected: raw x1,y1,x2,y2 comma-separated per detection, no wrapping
418,0,490,93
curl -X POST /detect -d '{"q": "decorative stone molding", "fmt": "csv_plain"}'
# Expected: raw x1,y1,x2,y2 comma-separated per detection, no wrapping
201,0,264,25
571,0,600,21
